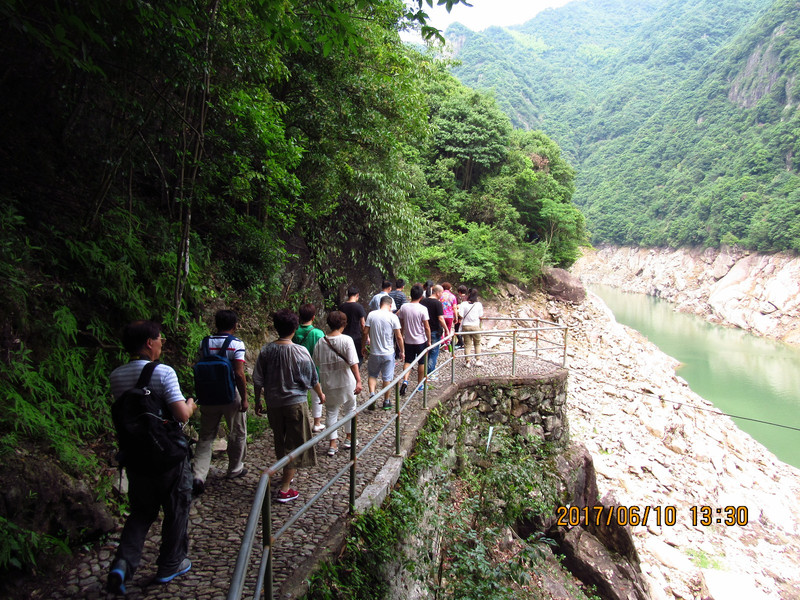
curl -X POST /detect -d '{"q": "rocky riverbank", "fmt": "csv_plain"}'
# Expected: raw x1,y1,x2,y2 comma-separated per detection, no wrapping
493,284,800,600
572,246,800,345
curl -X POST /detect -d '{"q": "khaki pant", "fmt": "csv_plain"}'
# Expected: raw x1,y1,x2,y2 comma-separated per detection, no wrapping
462,325,481,359
193,392,247,481
267,402,317,469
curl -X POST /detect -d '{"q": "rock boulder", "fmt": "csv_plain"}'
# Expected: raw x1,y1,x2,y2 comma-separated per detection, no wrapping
543,268,587,303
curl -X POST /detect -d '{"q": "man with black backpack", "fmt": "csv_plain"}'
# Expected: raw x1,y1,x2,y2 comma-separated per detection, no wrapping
192,309,248,496
107,321,197,595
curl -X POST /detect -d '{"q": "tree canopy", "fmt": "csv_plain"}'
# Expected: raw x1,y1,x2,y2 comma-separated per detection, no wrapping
410,68,585,285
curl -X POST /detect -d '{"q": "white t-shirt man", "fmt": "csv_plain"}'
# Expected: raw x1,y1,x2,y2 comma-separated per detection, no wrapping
397,302,430,345
365,309,401,356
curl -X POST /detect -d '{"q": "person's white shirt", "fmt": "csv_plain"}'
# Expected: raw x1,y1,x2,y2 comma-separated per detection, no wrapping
368,291,396,312
458,301,483,327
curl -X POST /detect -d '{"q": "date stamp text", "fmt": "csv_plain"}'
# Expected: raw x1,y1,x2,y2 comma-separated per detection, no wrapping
555,505,748,527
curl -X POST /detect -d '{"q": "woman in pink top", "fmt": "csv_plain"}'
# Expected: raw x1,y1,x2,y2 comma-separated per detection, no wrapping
440,282,458,348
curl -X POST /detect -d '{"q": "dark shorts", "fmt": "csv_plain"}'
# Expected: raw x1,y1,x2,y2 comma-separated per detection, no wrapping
266,403,317,469
405,342,426,363
347,335,363,364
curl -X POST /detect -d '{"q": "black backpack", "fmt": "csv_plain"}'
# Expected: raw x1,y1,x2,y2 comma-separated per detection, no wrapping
111,361,189,473
193,335,236,405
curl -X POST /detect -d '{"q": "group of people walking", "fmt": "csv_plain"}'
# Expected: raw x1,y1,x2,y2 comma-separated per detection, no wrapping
105,280,483,595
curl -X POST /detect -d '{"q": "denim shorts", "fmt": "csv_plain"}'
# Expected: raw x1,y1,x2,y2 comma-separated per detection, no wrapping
368,353,394,381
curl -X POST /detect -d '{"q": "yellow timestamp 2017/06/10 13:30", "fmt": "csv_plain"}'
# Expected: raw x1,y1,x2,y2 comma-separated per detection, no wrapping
555,505,749,528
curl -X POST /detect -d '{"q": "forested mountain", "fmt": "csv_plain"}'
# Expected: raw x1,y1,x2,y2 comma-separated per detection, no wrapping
448,0,800,251
448,0,667,157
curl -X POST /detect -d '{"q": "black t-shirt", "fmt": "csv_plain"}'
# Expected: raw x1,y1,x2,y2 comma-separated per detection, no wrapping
339,301,366,339
420,297,444,335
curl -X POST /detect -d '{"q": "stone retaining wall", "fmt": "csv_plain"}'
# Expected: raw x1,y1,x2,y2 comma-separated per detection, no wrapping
435,372,570,449
386,370,595,600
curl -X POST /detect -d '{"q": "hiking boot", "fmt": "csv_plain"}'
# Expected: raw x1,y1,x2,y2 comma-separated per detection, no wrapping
277,488,300,503
399,380,408,396
192,479,205,497
155,557,192,584
107,559,127,595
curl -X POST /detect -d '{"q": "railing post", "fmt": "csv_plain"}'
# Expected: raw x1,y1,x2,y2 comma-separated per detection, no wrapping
450,337,456,384
422,360,428,409
349,413,357,513
395,383,401,456
264,488,273,599
512,329,517,376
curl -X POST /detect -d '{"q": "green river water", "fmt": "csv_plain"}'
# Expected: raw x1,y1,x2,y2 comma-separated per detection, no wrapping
590,284,800,469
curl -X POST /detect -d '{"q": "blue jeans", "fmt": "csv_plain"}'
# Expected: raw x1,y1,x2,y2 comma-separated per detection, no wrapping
427,331,441,375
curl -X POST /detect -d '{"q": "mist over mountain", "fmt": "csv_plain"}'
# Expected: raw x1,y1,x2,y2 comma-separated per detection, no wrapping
447,0,800,251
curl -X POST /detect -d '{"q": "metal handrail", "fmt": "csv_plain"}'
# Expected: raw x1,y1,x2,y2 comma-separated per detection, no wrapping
477,317,569,368
227,318,569,599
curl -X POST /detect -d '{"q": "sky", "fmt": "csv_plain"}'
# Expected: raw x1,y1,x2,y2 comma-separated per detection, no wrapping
419,0,575,32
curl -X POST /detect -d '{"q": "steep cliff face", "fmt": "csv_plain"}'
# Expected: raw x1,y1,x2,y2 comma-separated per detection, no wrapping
572,246,800,345
728,22,788,109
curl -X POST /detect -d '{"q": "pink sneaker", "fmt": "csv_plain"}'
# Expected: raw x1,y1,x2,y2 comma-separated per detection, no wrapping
276,488,299,503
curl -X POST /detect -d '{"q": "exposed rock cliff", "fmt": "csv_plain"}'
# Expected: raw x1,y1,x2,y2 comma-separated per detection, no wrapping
728,22,788,110
571,245,800,345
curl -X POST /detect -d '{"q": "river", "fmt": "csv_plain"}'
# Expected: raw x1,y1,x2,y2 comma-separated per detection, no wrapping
590,284,800,469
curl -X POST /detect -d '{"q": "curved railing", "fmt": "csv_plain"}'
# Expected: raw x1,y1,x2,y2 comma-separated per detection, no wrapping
227,317,568,600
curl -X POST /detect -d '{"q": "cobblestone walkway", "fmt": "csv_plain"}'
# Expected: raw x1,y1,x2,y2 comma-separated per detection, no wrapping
30,329,562,600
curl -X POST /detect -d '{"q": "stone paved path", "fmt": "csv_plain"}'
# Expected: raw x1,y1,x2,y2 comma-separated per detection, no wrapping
29,319,563,600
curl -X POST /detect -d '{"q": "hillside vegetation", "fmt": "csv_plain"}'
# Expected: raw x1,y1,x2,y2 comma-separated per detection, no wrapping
448,0,800,251
0,0,585,576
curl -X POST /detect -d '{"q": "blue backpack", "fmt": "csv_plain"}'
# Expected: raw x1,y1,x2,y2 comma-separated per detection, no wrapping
193,335,237,405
